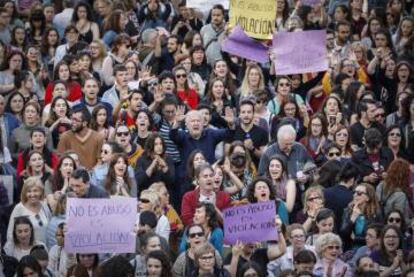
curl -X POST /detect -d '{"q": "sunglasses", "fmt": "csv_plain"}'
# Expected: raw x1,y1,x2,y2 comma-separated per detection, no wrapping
327,245,340,250
328,152,341,157
175,74,187,79
389,132,401,137
139,198,150,204
116,131,129,137
279,82,290,87
388,217,401,223
375,113,385,118
353,190,367,196
256,99,267,104
307,196,321,202
189,232,204,239
35,214,43,227
101,149,109,154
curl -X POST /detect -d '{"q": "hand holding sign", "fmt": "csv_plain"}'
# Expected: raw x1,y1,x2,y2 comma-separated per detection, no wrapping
223,201,278,245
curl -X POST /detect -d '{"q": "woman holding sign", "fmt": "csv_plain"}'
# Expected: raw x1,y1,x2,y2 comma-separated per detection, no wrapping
245,177,289,225
179,202,224,255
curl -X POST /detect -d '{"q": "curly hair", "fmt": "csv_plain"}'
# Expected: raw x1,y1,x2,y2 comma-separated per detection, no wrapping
245,177,276,203
384,158,411,197
104,153,132,195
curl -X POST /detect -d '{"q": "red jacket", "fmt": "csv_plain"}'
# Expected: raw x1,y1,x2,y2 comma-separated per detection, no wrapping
181,188,231,226
44,81,83,105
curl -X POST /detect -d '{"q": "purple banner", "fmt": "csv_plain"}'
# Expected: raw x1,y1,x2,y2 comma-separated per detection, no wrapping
302,0,320,7
273,30,328,75
65,198,137,253
223,201,278,245
222,25,269,63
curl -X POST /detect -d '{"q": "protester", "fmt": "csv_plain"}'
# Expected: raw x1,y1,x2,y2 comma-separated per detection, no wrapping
2,1,414,276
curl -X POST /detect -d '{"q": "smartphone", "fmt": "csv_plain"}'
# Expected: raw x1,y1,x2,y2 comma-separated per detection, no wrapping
329,115,336,125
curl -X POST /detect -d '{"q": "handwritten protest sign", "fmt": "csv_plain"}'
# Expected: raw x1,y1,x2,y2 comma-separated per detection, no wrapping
273,30,328,75
187,0,229,15
229,0,277,40
223,201,277,245
302,0,320,7
222,26,269,63
65,198,137,253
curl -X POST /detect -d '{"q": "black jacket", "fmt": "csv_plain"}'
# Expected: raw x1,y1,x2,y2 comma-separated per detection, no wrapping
352,147,394,182
1,252,18,277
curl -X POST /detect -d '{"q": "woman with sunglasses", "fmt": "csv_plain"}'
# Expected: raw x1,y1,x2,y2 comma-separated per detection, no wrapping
267,76,304,115
370,225,407,277
179,202,223,255
385,125,407,160
376,159,412,224
138,189,170,241
174,66,199,110
340,183,381,250
295,185,325,233
90,142,133,189
4,216,44,260
173,224,222,276
7,177,51,245
313,233,352,277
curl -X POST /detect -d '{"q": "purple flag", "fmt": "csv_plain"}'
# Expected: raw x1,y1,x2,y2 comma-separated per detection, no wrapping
223,201,278,245
302,0,320,7
222,25,269,63
65,198,137,253
273,30,328,75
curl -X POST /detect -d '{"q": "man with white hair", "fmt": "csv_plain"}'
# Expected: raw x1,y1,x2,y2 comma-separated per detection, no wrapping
169,108,235,194
258,124,312,179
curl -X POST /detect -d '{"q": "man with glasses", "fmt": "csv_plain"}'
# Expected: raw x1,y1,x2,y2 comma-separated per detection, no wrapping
57,107,104,170
114,124,143,168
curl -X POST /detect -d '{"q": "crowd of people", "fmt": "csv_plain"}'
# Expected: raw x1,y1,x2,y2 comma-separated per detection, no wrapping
0,0,414,276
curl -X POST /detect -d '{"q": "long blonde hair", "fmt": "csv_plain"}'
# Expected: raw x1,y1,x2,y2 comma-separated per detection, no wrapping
240,64,265,97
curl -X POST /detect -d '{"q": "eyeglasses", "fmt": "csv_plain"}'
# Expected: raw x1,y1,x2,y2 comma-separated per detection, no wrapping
116,131,129,137
279,82,290,87
199,255,214,261
384,235,399,239
327,245,340,250
139,198,150,204
35,214,43,227
175,74,187,79
388,217,401,223
389,132,401,137
328,152,341,158
189,232,205,239
353,190,367,196
375,113,385,118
